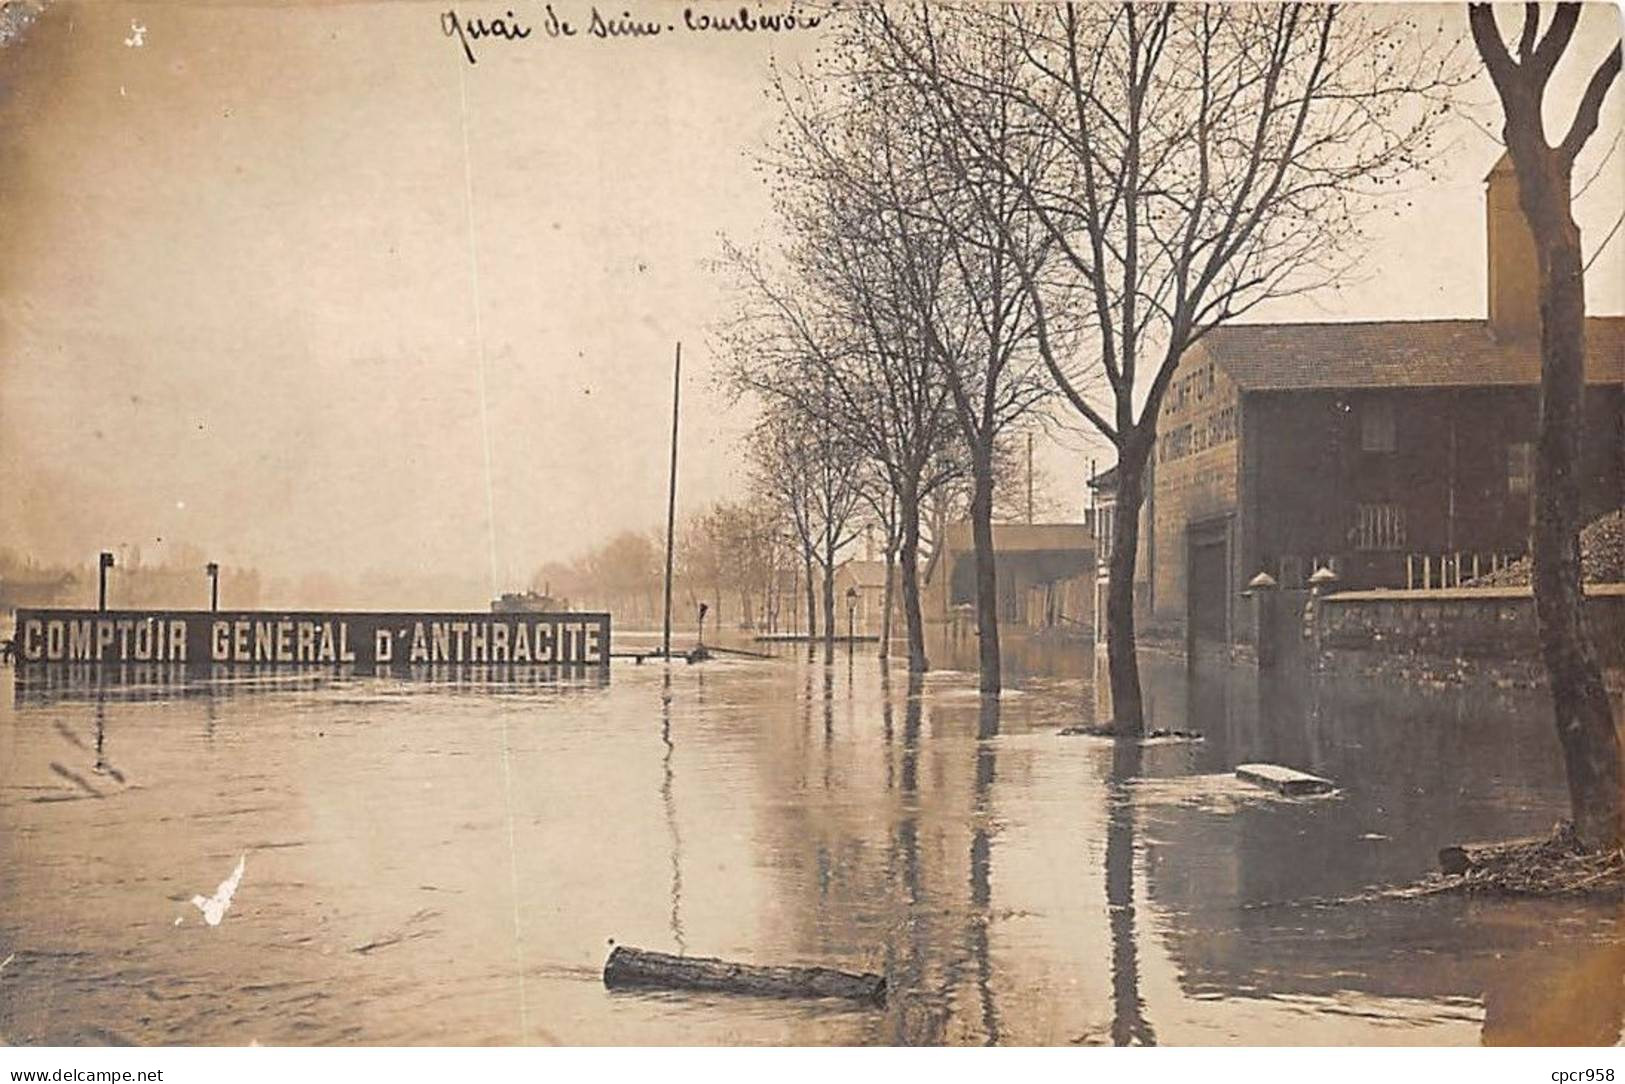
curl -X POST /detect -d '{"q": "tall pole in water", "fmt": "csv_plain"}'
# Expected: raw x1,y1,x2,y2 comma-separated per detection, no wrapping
662,343,682,660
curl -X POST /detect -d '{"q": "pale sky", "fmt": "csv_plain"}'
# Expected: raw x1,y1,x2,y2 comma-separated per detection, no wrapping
1,1,1621,600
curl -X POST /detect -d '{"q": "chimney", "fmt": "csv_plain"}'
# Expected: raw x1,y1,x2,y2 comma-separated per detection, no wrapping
1486,151,1540,340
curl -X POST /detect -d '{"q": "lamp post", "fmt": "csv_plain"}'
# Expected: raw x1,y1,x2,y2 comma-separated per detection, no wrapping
206,562,220,611
845,586,857,647
97,551,114,612
697,601,709,648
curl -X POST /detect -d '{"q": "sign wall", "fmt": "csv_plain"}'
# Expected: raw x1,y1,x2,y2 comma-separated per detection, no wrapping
13,610,612,669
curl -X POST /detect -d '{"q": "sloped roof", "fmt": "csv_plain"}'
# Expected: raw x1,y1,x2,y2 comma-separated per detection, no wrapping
1192,317,1624,391
922,523,1094,585
938,523,1093,554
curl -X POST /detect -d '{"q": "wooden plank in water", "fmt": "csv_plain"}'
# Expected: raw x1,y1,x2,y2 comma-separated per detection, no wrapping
1235,762,1335,796
603,945,885,1004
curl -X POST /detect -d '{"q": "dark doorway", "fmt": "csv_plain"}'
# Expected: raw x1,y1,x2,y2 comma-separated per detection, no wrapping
1188,533,1230,648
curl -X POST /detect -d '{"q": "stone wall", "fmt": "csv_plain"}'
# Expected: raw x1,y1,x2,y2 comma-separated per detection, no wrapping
1301,584,1625,686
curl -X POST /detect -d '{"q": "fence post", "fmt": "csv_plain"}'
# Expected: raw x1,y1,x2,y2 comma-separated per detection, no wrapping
1306,565,1340,672
1245,571,1280,668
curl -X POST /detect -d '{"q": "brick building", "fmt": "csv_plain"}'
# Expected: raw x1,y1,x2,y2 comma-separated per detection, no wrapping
1119,153,1625,653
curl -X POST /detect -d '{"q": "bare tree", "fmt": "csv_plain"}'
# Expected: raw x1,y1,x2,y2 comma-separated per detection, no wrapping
748,405,822,643
679,501,781,633
1469,2,1622,849
745,402,868,657
912,114,1057,696
867,1,1465,727
859,485,902,662
810,19,1059,694
720,61,976,673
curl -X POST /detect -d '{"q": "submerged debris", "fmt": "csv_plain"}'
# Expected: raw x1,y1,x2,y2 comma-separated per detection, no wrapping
1057,725,1203,741
1264,824,1625,907
1432,822,1625,898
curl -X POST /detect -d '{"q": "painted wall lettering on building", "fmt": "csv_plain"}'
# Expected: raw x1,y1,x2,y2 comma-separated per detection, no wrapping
13,610,612,668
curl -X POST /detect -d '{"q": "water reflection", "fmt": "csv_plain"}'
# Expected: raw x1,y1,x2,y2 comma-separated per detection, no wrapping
1481,920,1625,1045
13,663,610,706
2,642,1620,1045
660,668,685,954
1107,736,1154,1047
970,694,1000,1046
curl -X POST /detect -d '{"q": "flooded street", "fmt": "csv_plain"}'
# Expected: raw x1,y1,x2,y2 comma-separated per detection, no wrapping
2,639,1621,1046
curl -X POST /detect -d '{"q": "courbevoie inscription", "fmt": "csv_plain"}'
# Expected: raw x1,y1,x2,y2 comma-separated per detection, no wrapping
13,609,611,669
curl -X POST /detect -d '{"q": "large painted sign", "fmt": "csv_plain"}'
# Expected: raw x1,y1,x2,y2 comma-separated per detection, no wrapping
13,610,611,669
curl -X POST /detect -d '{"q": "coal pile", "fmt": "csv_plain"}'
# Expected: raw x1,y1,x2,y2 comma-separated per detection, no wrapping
1470,508,1625,587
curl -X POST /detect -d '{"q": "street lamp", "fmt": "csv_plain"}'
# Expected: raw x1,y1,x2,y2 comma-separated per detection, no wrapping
206,562,220,611
845,586,858,647
97,551,114,612
697,601,709,647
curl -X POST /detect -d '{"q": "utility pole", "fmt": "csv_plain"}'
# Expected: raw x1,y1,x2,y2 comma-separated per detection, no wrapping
1026,432,1034,525
97,551,114,612
662,342,681,661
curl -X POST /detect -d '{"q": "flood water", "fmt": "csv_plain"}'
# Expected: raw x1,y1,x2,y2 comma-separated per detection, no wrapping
1,634,1621,1046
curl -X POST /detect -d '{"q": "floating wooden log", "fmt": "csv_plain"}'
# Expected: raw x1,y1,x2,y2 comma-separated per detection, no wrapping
1235,762,1335,796
602,945,885,1004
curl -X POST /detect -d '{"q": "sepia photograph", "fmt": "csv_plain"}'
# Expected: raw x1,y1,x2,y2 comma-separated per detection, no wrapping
1,0,1623,1060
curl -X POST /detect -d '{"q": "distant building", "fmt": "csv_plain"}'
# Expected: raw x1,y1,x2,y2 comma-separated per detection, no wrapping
0,570,78,618
831,559,892,638
492,590,569,613
922,523,1094,633
1120,152,1624,654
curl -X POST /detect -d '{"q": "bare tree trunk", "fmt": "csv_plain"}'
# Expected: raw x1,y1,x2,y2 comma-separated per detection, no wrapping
899,492,930,673
1465,0,1625,850
880,546,895,662
1106,450,1148,735
969,456,1001,694
1523,163,1623,849
802,545,818,643
822,543,837,661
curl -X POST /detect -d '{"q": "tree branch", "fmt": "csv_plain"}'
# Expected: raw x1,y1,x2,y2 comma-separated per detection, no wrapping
1561,40,1623,164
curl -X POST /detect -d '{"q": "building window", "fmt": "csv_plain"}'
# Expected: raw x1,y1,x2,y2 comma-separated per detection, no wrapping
1352,502,1406,551
1159,424,1192,463
1508,441,1534,496
1361,401,1396,453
